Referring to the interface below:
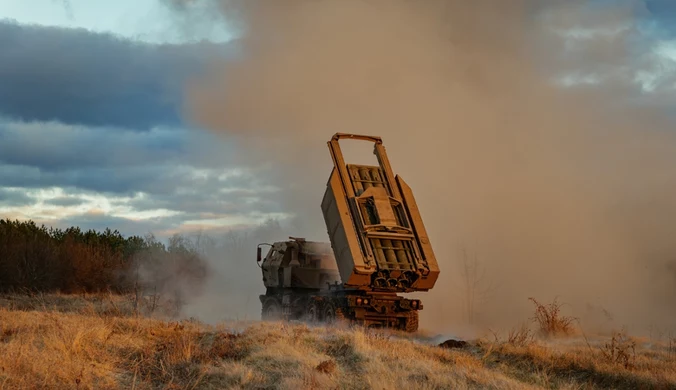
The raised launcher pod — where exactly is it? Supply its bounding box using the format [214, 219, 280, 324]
[320, 133, 440, 293]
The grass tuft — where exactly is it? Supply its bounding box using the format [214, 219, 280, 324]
[507, 323, 534, 347]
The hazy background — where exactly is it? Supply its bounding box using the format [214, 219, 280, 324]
[1, 0, 675, 336]
[176, 0, 676, 336]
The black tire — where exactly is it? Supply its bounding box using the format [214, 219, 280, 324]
[323, 302, 336, 323]
[323, 302, 346, 325]
[305, 300, 320, 324]
[262, 298, 282, 321]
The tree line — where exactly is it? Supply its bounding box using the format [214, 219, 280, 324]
[0, 218, 208, 294]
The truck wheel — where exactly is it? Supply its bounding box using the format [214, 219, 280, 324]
[305, 301, 319, 324]
[323, 302, 346, 325]
[323, 303, 336, 323]
[262, 298, 282, 321]
[403, 311, 419, 332]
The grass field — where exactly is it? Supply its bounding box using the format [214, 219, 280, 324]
[0, 293, 674, 389]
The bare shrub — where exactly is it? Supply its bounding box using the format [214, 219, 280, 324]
[528, 297, 576, 337]
[600, 330, 636, 369]
[507, 323, 534, 347]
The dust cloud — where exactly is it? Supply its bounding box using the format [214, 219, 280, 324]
[177, 223, 284, 324]
[174, 0, 676, 336]
[131, 222, 287, 324]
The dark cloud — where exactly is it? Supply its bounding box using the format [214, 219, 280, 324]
[0, 20, 228, 129]
[0, 188, 35, 207]
[42, 196, 86, 207]
[646, 0, 676, 31]
[0, 119, 187, 171]
[0, 114, 282, 234]
[0, 116, 253, 194]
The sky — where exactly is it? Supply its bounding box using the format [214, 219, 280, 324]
[0, 0, 675, 242]
[0, 0, 289, 240]
[0, 0, 233, 44]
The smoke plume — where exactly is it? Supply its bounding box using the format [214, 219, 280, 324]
[176, 0, 676, 335]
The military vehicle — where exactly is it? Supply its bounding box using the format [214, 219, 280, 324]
[256, 133, 439, 332]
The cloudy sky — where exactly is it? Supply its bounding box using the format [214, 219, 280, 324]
[0, 0, 294, 239]
[1, 0, 675, 244]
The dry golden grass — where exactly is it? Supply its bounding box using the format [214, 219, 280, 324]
[0, 294, 674, 389]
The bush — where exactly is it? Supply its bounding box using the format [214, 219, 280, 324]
[599, 330, 637, 369]
[528, 297, 576, 337]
